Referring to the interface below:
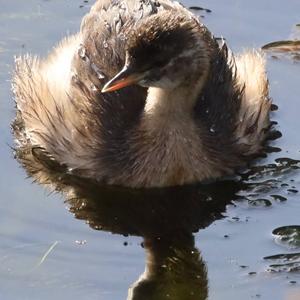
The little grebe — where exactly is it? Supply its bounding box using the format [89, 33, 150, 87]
[12, 0, 271, 188]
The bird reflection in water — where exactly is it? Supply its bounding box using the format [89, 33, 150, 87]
[67, 180, 241, 300]
[32, 164, 241, 300]
[127, 234, 207, 300]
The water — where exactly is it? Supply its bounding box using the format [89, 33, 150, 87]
[1, 0, 300, 299]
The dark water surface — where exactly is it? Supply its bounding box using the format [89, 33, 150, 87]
[1, 1, 300, 299]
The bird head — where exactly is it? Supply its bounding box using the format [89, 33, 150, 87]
[102, 11, 209, 93]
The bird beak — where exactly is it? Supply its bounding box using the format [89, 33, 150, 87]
[101, 65, 143, 93]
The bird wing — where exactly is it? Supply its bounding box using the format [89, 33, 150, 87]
[194, 40, 271, 165]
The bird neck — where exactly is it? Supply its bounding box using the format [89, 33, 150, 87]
[143, 73, 208, 127]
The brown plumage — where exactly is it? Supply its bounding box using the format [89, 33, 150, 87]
[12, 0, 272, 188]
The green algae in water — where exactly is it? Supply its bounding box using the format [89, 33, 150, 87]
[262, 40, 300, 52]
[264, 252, 300, 262]
[264, 252, 300, 273]
[189, 6, 212, 13]
[248, 198, 272, 207]
[272, 226, 300, 249]
[267, 262, 300, 273]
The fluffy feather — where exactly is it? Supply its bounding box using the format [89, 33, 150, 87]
[12, 0, 271, 188]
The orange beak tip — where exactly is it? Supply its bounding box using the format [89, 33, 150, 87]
[101, 71, 143, 93]
[101, 78, 130, 93]
[101, 85, 114, 93]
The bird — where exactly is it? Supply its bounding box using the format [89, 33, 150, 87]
[12, 0, 272, 188]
